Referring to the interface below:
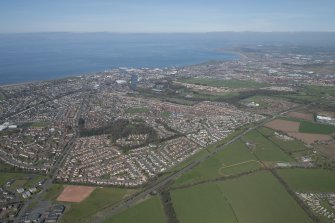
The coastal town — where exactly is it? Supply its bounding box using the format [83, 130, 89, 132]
[1, 45, 335, 223]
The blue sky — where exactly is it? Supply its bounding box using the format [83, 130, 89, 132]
[0, 0, 335, 33]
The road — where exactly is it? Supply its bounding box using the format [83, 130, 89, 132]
[13, 91, 88, 223]
[92, 103, 309, 223]
[1, 89, 83, 121]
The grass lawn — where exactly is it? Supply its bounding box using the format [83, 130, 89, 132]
[182, 78, 269, 89]
[0, 172, 44, 187]
[171, 183, 238, 223]
[0, 161, 16, 172]
[277, 168, 335, 192]
[9, 180, 27, 190]
[44, 184, 64, 200]
[244, 130, 294, 162]
[299, 121, 335, 134]
[102, 196, 166, 223]
[21, 121, 49, 129]
[31, 121, 49, 128]
[173, 140, 260, 187]
[60, 188, 136, 223]
[217, 171, 313, 223]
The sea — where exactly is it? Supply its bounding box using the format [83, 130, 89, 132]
[0, 33, 238, 85]
[1, 32, 335, 85]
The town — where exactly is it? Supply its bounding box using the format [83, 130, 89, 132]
[1, 45, 335, 223]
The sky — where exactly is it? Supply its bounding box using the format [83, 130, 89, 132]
[0, 0, 335, 33]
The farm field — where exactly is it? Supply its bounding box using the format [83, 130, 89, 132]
[243, 130, 294, 162]
[256, 126, 274, 137]
[287, 111, 314, 121]
[264, 119, 300, 132]
[219, 160, 261, 176]
[59, 187, 136, 223]
[218, 171, 313, 223]
[171, 171, 312, 223]
[286, 132, 332, 144]
[299, 121, 335, 134]
[172, 140, 261, 187]
[268, 135, 308, 153]
[103, 196, 166, 223]
[181, 78, 269, 89]
[277, 168, 335, 192]
[171, 183, 238, 223]
[257, 127, 309, 153]
[264, 118, 334, 144]
[316, 143, 335, 160]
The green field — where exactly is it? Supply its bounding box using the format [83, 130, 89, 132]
[244, 130, 294, 162]
[103, 196, 166, 223]
[173, 140, 261, 187]
[125, 107, 150, 114]
[172, 171, 312, 223]
[161, 111, 171, 118]
[279, 84, 335, 104]
[277, 169, 335, 192]
[182, 78, 269, 89]
[21, 121, 49, 129]
[218, 171, 313, 223]
[299, 121, 335, 134]
[280, 117, 335, 134]
[10, 180, 27, 190]
[0, 92, 4, 101]
[258, 127, 308, 153]
[257, 126, 274, 137]
[60, 188, 136, 223]
[220, 161, 262, 176]
[44, 184, 64, 200]
[171, 183, 238, 223]
[303, 85, 335, 98]
[0, 172, 44, 188]
[268, 136, 308, 153]
[0, 161, 16, 172]
[168, 149, 210, 173]
[206, 127, 246, 152]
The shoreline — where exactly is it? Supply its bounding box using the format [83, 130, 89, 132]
[0, 53, 239, 87]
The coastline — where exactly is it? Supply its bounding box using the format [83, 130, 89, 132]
[0, 52, 239, 87]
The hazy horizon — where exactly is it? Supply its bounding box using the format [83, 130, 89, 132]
[2, 31, 335, 34]
[1, 0, 335, 33]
